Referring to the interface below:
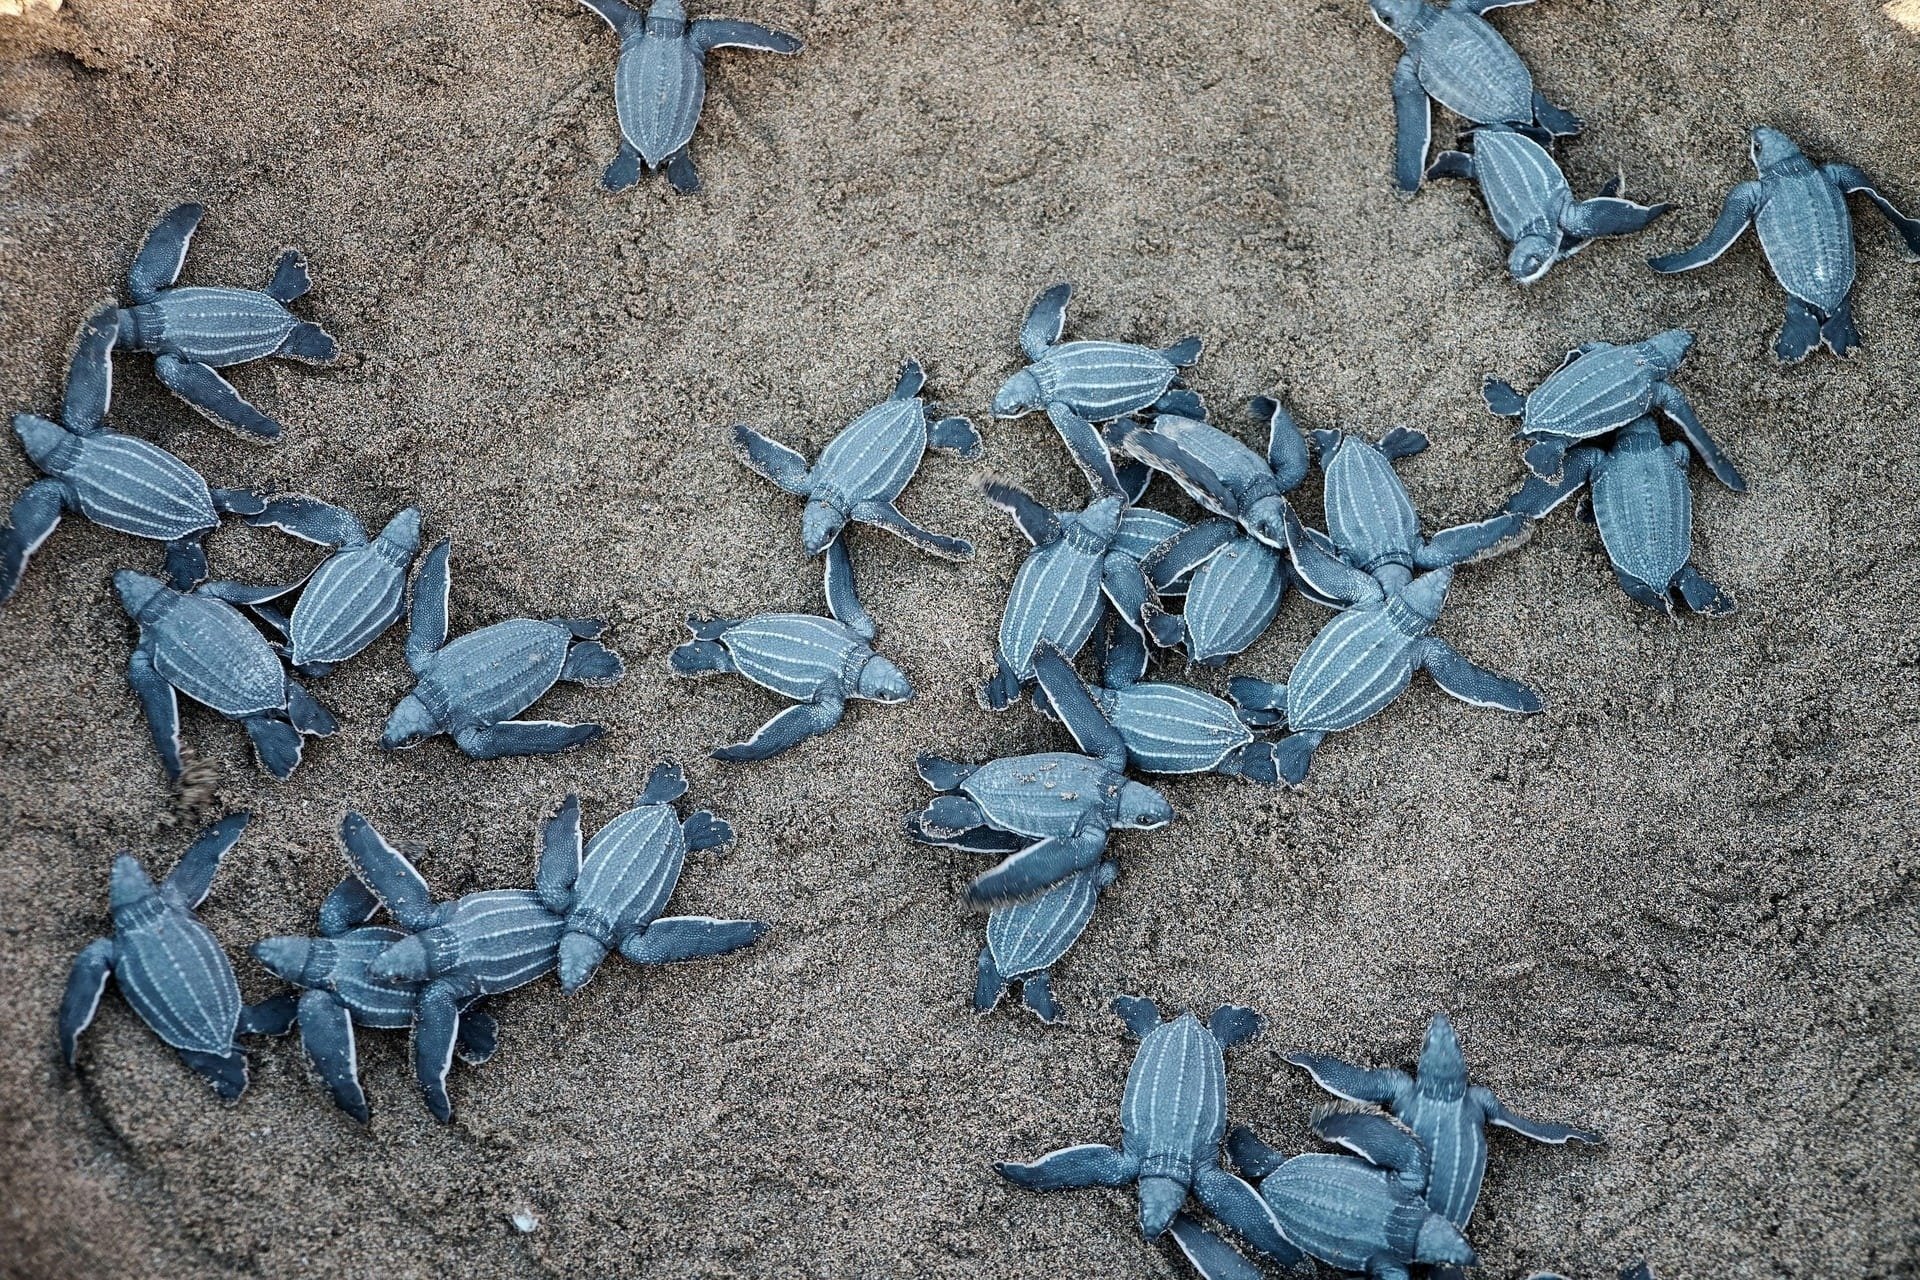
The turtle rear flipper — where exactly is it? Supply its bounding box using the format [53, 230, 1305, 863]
[285, 683, 338, 736]
[603, 140, 644, 192]
[1521, 436, 1569, 481]
[455, 1008, 499, 1066]
[244, 715, 305, 781]
[0, 480, 73, 605]
[560, 640, 625, 686]
[978, 652, 1024, 712]
[1160, 335, 1203, 367]
[454, 719, 604, 759]
[972, 946, 1009, 1014]
[914, 753, 976, 792]
[237, 992, 300, 1037]
[681, 811, 733, 852]
[1532, 93, 1581, 137]
[177, 1045, 249, 1101]
[265, 249, 312, 303]
[1153, 387, 1204, 419]
[1480, 376, 1527, 418]
[664, 148, 700, 195]
[1775, 297, 1823, 364]
[153, 356, 283, 441]
[927, 414, 982, 459]
[1819, 299, 1861, 358]
[620, 916, 767, 964]
[1272, 731, 1322, 785]
[297, 990, 371, 1122]
[1675, 564, 1735, 616]
[1019, 974, 1060, 1023]
[413, 984, 462, 1122]
[711, 698, 844, 762]
[127, 646, 186, 780]
[276, 322, 339, 365]
[670, 638, 734, 676]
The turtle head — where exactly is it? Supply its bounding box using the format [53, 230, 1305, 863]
[1136, 1175, 1187, 1239]
[1506, 233, 1559, 286]
[1367, 0, 1424, 39]
[252, 936, 331, 986]
[1642, 327, 1694, 370]
[13, 412, 74, 467]
[1080, 494, 1125, 544]
[369, 932, 433, 984]
[557, 931, 610, 994]
[801, 500, 849, 557]
[108, 853, 157, 914]
[1397, 566, 1453, 624]
[856, 654, 914, 703]
[1116, 781, 1174, 830]
[1414, 1214, 1477, 1267]
[377, 506, 424, 554]
[991, 369, 1043, 418]
[380, 694, 440, 750]
[1417, 1011, 1469, 1093]
[1749, 126, 1802, 174]
[113, 570, 168, 621]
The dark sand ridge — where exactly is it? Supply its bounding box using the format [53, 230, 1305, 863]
[1, 0, 1917, 1276]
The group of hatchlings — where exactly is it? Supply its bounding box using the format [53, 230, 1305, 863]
[7, 0, 1914, 1275]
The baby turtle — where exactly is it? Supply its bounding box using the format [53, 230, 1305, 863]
[251, 874, 501, 1123]
[381, 539, 625, 760]
[1505, 415, 1735, 616]
[1287, 1012, 1602, 1230]
[670, 538, 913, 760]
[993, 284, 1206, 495]
[1649, 126, 1920, 363]
[117, 570, 339, 781]
[1107, 395, 1313, 554]
[978, 484, 1132, 711]
[1428, 126, 1669, 283]
[538, 765, 766, 992]
[908, 646, 1173, 906]
[576, 0, 802, 194]
[1369, 0, 1581, 194]
[1140, 521, 1291, 665]
[974, 859, 1118, 1024]
[733, 359, 979, 560]
[111, 202, 341, 440]
[1, 310, 263, 605]
[1034, 623, 1281, 784]
[338, 812, 573, 1121]
[60, 815, 291, 1100]
[1230, 512, 1539, 785]
[1175, 1107, 1477, 1280]
[246, 497, 424, 675]
[997, 996, 1299, 1263]
[1483, 330, 1744, 492]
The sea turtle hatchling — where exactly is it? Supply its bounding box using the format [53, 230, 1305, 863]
[1482, 329, 1745, 491]
[733, 359, 980, 560]
[996, 996, 1299, 1264]
[1033, 624, 1282, 785]
[908, 645, 1173, 907]
[973, 859, 1118, 1024]
[670, 537, 913, 761]
[110, 202, 341, 440]
[1427, 125, 1669, 283]
[1649, 126, 1920, 363]
[993, 284, 1206, 496]
[1106, 395, 1314, 554]
[538, 764, 765, 993]
[381, 539, 626, 760]
[250, 874, 502, 1122]
[576, 0, 802, 195]
[1167, 1107, 1478, 1280]
[1286, 1012, 1602, 1230]
[1504, 415, 1736, 617]
[244, 497, 424, 675]
[1, 309, 263, 605]
[117, 570, 339, 782]
[1369, 0, 1581, 194]
[59, 815, 294, 1100]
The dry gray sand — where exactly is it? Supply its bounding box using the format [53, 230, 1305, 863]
[2, 0, 1917, 1276]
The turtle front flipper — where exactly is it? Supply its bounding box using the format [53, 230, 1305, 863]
[730, 424, 812, 495]
[1648, 181, 1762, 274]
[58, 938, 116, 1065]
[127, 202, 205, 303]
[454, 719, 605, 759]
[63, 308, 119, 432]
[1313, 1106, 1430, 1187]
[338, 812, 436, 929]
[246, 494, 368, 548]
[821, 537, 876, 642]
[1824, 163, 1920, 258]
[1389, 55, 1432, 194]
[1191, 1165, 1300, 1266]
[0, 480, 74, 605]
[152, 355, 284, 441]
[1503, 451, 1596, 519]
[1281, 1051, 1412, 1104]
[1473, 1085, 1603, 1145]
[175, 1046, 250, 1101]
[412, 983, 462, 1122]
[1281, 509, 1381, 607]
[1561, 193, 1669, 239]
[297, 989, 371, 1122]
[994, 1142, 1136, 1189]
[712, 696, 846, 762]
[619, 915, 768, 964]
[690, 18, 803, 54]
[126, 644, 185, 780]
[1419, 639, 1541, 714]
[1030, 647, 1126, 769]
[852, 498, 973, 561]
[405, 539, 452, 671]
[1045, 403, 1126, 499]
[1018, 283, 1071, 362]
[162, 812, 249, 909]
[1167, 1212, 1267, 1280]
[1417, 510, 1532, 569]
[965, 833, 1102, 907]
[1648, 382, 1744, 491]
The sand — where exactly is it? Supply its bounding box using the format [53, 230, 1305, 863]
[0, 0, 1916, 1276]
